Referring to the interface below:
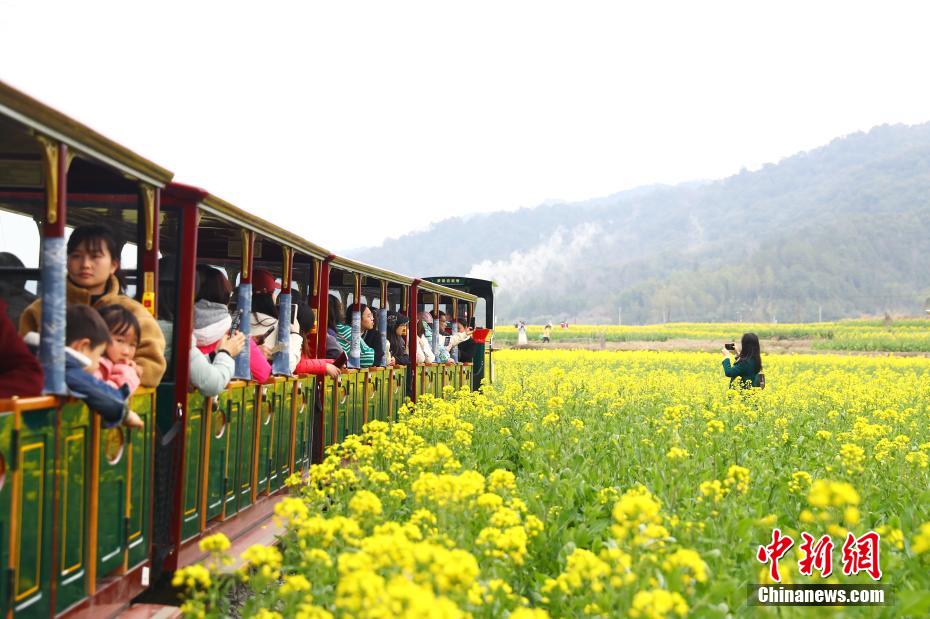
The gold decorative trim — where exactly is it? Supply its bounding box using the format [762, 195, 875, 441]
[241, 230, 252, 280]
[312, 259, 320, 296]
[35, 134, 59, 224]
[282, 247, 293, 288]
[61, 432, 85, 574]
[141, 184, 156, 250]
[16, 442, 44, 601]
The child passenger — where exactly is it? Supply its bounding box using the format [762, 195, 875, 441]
[94, 304, 143, 394]
[24, 305, 143, 428]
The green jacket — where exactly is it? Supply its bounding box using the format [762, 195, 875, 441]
[722, 357, 761, 389]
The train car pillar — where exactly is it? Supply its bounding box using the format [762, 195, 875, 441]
[272, 247, 293, 375]
[379, 280, 388, 367]
[36, 136, 70, 395]
[348, 273, 361, 369]
[234, 230, 255, 380]
[431, 292, 441, 360]
[316, 258, 332, 358]
[139, 184, 160, 317]
[408, 281, 419, 401]
[308, 258, 322, 358]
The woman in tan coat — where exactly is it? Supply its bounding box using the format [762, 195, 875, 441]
[19, 225, 166, 388]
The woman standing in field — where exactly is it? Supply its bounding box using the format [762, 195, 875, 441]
[721, 332, 763, 388]
[517, 321, 528, 346]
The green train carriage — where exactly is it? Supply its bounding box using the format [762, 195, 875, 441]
[0, 81, 487, 617]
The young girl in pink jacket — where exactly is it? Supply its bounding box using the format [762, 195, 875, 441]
[94, 304, 143, 394]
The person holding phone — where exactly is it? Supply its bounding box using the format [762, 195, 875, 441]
[721, 333, 763, 389]
[194, 265, 271, 384]
[249, 269, 304, 373]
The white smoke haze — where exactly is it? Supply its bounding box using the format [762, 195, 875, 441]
[466, 222, 599, 298]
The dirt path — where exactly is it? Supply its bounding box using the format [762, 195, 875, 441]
[496, 339, 930, 357]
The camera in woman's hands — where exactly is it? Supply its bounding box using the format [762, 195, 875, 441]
[724, 342, 736, 351]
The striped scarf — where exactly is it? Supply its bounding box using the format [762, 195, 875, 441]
[335, 323, 375, 368]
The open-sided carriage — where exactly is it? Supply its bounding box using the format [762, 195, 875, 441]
[0, 82, 492, 617]
[424, 276, 496, 389]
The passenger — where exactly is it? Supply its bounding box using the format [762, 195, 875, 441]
[156, 256, 177, 364]
[362, 306, 391, 366]
[194, 266, 271, 384]
[18, 225, 166, 388]
[25, 305, 143, 428]
[292, 302, 340, 378]
[325, 295, 346, 359]
[189, 330, 246, 397]
[415, 312, 436, 364]
[420, 311, 461, 364]
[721, 333, 763, 389]
[455, 320, 476, 364]
[386, 312, 410, 367]
[432, 310, 473, 355]
[249, 269, 303, 371]
[248, 269, 279, 360]
[335, 302, 375, 368]
[0, 299, 43, 398]
[0, 252, 36, 324]
[94, 304, 143, 394]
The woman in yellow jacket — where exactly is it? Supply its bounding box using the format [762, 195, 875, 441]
[19, 225, 166, 388]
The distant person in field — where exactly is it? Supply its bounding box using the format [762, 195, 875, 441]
[543, 322, 552, 343]
[517, 321, 528, 346]
[721, 332, 763, 389]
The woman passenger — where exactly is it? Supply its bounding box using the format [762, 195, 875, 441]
[194, 266, 271, 384]
[325, 294, 346, 359]
[415, 313, 436, 364]
[362, 306, 390, 366]
[248, 269, 299, 367]
[292, 302, 340, 378]
[335, 303, 375, 368]
[18, 224, 166, 387]
[386, 312, 410, 366]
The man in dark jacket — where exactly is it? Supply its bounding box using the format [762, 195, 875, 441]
[0, 299, 43, 398]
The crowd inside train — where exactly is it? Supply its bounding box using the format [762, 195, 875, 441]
[0, 224, 475, 428]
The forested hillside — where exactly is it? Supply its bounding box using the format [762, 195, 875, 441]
[349, 123, 930, 323]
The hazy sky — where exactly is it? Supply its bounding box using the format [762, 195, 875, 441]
[3, 0, 930, 252]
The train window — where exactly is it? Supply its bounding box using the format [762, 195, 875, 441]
[474, 298, 487, 328]
[0, 210, 40, 324]
[0, 120, 43, 326]
[292, 256, 317, 301]
[159, 206, 182, 377]
[121, 240, 138, 298]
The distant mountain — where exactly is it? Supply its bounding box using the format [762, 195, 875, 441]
[348, 123, 930, 324]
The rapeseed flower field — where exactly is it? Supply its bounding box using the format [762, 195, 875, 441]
[495, 321, 930, 352]
[179, 350, 930, 617]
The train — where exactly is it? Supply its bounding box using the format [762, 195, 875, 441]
[0, 82, 495, 617]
